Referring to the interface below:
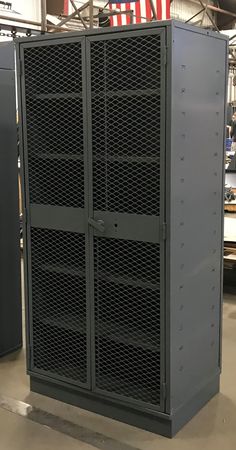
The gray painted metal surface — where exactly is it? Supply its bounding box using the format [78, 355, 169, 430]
[0, 41, 14, 69]
[168, 25, 227, 413]
[16, 21, 227, 437]
[0, 43, 22, 357]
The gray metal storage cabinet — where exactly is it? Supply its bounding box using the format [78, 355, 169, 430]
[0, 42, 22, 357]
[16, 20, 227, 437]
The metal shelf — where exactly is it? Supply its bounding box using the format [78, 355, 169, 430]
[40, 314, 160, 352]
[91, 88, 161, 99]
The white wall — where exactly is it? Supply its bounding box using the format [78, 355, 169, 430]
[0, 0, 41, 41]
[11, 0, 41, 22]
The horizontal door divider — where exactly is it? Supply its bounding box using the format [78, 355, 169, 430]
[30, 205, 86, 233]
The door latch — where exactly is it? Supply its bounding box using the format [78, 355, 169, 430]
[88, 218, 105, 233]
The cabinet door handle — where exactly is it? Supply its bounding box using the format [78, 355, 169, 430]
[88, 218, 105, 233]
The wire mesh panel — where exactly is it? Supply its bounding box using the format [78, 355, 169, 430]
[23, 42, 85, 207]
[30, 229, 87, 384]
[22, 39, 88, 386]
[94, 238, 161, 405]
[89, 30, 165, 407]
[90, 33, 162, 216]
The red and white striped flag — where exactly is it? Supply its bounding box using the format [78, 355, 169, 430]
[109, 0, 170, 26]
[64, 0, 170, 26]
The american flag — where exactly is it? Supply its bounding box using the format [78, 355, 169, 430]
[64, 0, 170, 26]
[109, 0, 170, 26]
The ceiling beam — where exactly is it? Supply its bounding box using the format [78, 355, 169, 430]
[206, 4, 236, 20]
[185, 7, 205, 23]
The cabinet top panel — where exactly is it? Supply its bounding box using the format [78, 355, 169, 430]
[15, 19, 228, 48]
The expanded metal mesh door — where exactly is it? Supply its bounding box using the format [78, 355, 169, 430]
[88, 29, 166, 408]
[20, 29, 166, 409]
[21, 38, 89, 387]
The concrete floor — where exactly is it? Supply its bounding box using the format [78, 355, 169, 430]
[0, 293, 236, 449]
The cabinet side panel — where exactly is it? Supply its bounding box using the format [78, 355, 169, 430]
[169, 27, 227, 412]
[0, 45, 22, 356]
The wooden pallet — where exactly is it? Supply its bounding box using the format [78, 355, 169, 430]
[224, 202, 236, 213]
[224, 241, 236, 270]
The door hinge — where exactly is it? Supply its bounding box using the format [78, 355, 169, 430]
[28, 345, 33, 366]
[19, 59, 23, 77]
[163, 47, 167, 66]
[23, 207, 28, 225]
[162, 222, 167, 241]
[162, 382, 167, 401]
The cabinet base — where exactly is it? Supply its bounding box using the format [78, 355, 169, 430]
[30, 373, 220, 438]
[0, 343, 22, 358]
